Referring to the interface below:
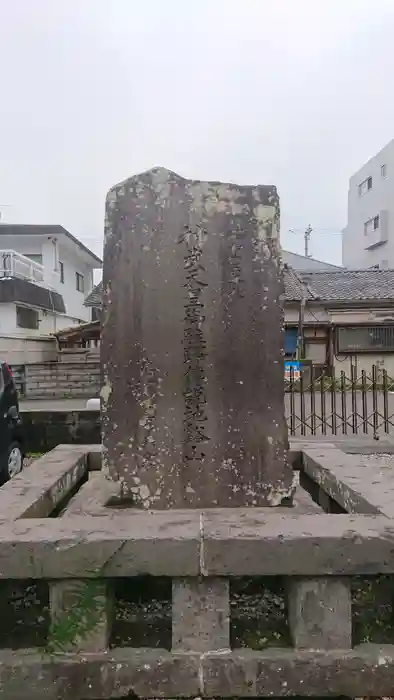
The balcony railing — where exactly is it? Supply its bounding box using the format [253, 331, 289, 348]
[0, 250, 45, 284]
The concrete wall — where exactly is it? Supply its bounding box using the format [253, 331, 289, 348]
[24, 361, 100, 399]
[0, 334, 57, 364]
[285, 305, 329, 325]
[0, 304, 18, 335]
[343, 138, 394, 269]
[21, 409, 100, 453]
[333, 353, 394, 378]
[0, 302, 83, 337]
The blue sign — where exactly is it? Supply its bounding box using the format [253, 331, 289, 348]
[285, 361, 301, 381]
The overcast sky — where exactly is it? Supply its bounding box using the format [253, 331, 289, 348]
[1, 0, 394, 266]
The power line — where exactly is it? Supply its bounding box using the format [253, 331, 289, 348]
[287, 229, 343, 236]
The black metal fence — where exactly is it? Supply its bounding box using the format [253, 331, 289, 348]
[285, 365, 394, 436]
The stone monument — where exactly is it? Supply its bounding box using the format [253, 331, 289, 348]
[101, 167, 293, 508]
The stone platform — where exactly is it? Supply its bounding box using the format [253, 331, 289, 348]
[0, 442, 393, 697]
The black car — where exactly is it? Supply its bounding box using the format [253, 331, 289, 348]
[0, 362, 24, 484]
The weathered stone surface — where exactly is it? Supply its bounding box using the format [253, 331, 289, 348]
[201, 511, 394, 575]
[302, 445, 394, 515]
[172, 578, 229, 651]
[0, 512, 394, 578]
[0, 648, 200, 699]
[61, 472, 118, 516]
[287, 577, 351, 649]
[102, 166, 292, 508]
[60, 477, 317, 517]
[49, 579, 113, 652]
[0, 446, 87, 520]
[202, 645, 394, 697]
[0, 512, 200, 578]
[1, 646, 394, 698]
[291, 472, 323, 513]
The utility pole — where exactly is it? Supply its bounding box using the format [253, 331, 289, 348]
[304, 224, 312, 258]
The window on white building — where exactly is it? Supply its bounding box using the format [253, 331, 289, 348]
[338, 326, 394, 352]
[358, 176, 372, 195]
[364, 215, 380, 236]
[59, 261, 64, 284]
[75, 272, 85, 293]
[24, 254, 43, 265]
[381, 164, 387, 177]
[16, 306, 39, 330]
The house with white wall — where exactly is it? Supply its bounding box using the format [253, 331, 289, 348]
[343, 139, 394, 269]
[0, 224, 102, 363]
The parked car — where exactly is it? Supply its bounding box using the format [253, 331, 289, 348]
[0, 362, 24, 484]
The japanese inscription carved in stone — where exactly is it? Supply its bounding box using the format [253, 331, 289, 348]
[101, 167, 292, 508]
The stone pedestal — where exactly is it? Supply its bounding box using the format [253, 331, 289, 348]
[101, 167, 292, 508]
[49, 580, 113, 652]
[172, 578, 230, 651]
[288, 577, 352, 650]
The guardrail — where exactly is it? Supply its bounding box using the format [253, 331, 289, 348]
[0, 249, 45, 283]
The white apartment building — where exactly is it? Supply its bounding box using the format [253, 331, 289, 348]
[0, 224, 102, 363]
[343, 139, 394, 269]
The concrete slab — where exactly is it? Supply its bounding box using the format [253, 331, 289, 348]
[302, 445, 394, 516]
[0, 445, 88, 519]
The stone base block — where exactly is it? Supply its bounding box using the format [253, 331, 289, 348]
[172, 578, 230, 651]
[288, 577, 351, 649]
[49, 579, 113, 652]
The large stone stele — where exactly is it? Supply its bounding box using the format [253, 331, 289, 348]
[101, 167, 293, 508]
